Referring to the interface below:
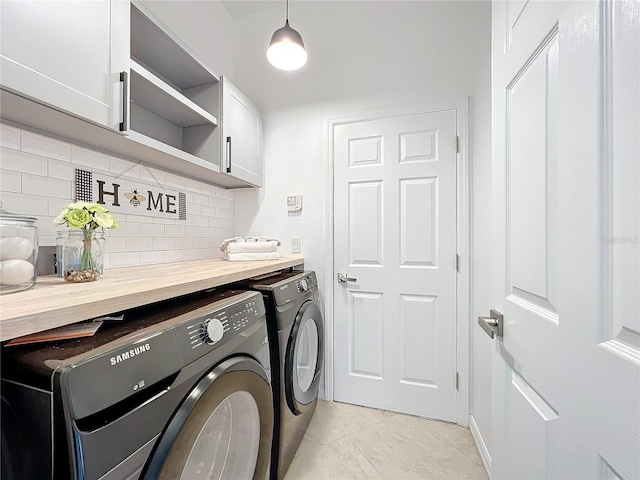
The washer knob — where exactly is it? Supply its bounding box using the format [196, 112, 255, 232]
[300, 278, 308, 291]
[204, 319, 224, 344]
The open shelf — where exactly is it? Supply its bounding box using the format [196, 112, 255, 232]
[130, 2, 217, 90]
[128, 1, 222, 175]
[130, 60, 217, 128]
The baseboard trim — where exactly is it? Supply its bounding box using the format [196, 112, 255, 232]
[469, 414, 492, 478]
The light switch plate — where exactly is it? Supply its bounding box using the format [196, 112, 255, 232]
[292, 237, 301, 253]
[287, 195, 302, 212]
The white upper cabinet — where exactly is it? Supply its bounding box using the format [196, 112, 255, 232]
[220, 77, 264, 188]
[0, 0, 129, 132]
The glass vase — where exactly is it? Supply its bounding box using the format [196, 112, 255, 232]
[61, 229, 105, 283]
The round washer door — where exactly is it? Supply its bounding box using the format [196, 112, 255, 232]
[143, 356, 273, 480]
[285, 300, 324, 414]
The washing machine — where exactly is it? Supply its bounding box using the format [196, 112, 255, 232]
[1, 289, 273, 480]
[237, 270, 324, 480]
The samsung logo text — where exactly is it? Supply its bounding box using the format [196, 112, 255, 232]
[110, 344, 151, 365]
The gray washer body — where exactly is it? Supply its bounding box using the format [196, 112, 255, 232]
[1, 289, 271, 480]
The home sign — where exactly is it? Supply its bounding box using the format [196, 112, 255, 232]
[75, 169, 186, 220]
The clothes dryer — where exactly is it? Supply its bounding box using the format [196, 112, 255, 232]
[238, 270, 324, 480]
[1, 289, 273, 480]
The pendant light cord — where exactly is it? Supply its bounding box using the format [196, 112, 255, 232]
[286, 0, 289, 22]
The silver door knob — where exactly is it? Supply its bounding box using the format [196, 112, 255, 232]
[337, 272, 357, 283]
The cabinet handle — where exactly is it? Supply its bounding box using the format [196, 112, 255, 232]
[119, 71, 128, 132]
[226, 136, 232, 173]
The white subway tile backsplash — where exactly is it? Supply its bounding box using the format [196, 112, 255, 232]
[71, 145, 109, 169]
[0, 148, 47, 175]
[0, 124, 21, 150]
[164, 250, 185, 263]
[165, 225, 184, 237]
[48, 158, 75, 181]
[0, 169, 21, 193]
[193, 215, 209, 227]
[139, 165, 165, 185]
[193, 193, 209, 205]
[215, 188, 229, 199]
[139, 251, 165, 265]
[151, 217, 176, 225]
[201, 227, 217, 238]
[35, 216, 58, 236]
[0, 191, 48, 216]
[22, 173, 71, 199]
[185, 226, 202, 237]
[164, 172, 184, 189]
[139, 224, 164, 238]
[152, 237, 175, 250]
[201, 205, 216, 217]
[21, 131, 70, 162]
[215, 208, 234, 219]
[109, 252, 140, 268]
[125, 237, 150, 251]
[209, 196, 224, 207]
[193, 238, 212, 249]
[110, 157, 139, 179]
[174, 237, 193, 250]
[109, 221, 141, 237]
[124, 214, 153, 224]
[209, 217, 224, 228]
[105, 236, 126, 253]
[48, 197, 70, 217]
[0, 125, 236, 269]
[201, 183, 217, 196]
[216, 228, 233, 238]
[183, 178, 201, 193]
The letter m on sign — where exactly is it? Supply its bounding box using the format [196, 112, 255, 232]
[147, 191, 164, 212]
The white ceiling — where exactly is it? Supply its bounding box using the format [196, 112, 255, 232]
[220, 1, 285, 18]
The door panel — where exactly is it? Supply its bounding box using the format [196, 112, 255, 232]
[490, 1, 640, 478]
[334, 110, 458, 421]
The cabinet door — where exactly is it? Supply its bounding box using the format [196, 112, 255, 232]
[0, 0, 129, 132]
[221, 77, 263, 187]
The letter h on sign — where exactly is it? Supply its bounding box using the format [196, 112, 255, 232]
[97, 180, 121, 207]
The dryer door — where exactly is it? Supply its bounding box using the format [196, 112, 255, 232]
[285, 300, 324, 414]
[142, 356, 272, 480]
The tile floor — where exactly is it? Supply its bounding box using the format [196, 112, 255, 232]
[283, 400, 488, 480]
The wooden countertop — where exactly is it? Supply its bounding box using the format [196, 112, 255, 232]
[0, 256, 304, 341]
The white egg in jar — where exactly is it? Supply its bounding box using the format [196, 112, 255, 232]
[0, 259, 35, 285]
[0, 236, 34, 261]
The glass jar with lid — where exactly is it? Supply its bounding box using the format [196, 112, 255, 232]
[0, 206, 38, 294]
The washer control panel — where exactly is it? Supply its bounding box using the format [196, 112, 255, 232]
[177, 292, 265, 364]
[295, 275, 316, 293]
[268, 272, 318, 307]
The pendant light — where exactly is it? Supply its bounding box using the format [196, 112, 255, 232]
[267, 0, 307, 71]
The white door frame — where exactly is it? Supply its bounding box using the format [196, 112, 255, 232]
[323, 98, 471, 426]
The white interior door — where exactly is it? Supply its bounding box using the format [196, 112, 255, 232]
[333, 109, 458, 421]
[490, 1, 639, 478]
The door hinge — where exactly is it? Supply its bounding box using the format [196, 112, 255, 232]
[456, 254, 460, 273]
[455, 135, 460, 153]
[456, 372, 460, 390]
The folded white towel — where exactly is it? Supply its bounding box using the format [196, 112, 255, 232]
[225, 251, 280, 262]
[220, 238, 281, 261]
[226, 240, 280, 254]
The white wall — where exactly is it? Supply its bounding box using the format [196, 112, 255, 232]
[232, 0, 493, 429]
